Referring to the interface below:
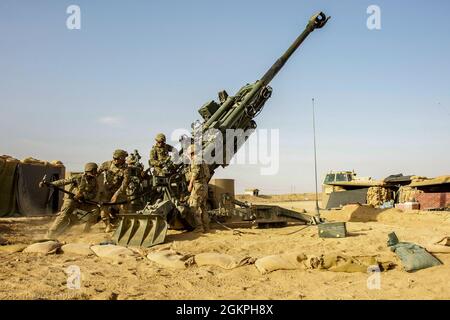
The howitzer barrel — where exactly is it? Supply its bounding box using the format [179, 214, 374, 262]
[219, 12, 329, 130]
[260, 12, 329, 87]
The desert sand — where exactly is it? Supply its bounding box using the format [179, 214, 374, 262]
[0, 200, 449, 300]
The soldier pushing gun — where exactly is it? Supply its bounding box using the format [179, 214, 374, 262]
[41, 162, 100, 239]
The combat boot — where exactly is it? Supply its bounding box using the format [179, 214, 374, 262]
[192, 213, 203, 233]
[202, 213, 210, 233]
[192, 226, 204, 233]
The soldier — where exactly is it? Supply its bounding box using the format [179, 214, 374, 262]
[98, 149, 128, 232]
[111, 152, 145, 213]
[186, 144, 211, 233]
[44, 162, 100, 239]
[149, 133, 176, 176]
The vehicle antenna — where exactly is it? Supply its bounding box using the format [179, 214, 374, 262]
[312, 98, 321, 221]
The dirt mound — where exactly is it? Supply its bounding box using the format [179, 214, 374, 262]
[322, 204, 450, 226]
[236, 193, 320, 203]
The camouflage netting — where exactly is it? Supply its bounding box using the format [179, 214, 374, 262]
[366, 186, 393, 207]
[397, 186, 423, 203]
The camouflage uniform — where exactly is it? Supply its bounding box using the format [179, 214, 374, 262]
[149, 133, 175, 176]
[47, 173, 99, 238]
[149, 143, 175, 176]
[188, 160, 210, 232]
[98, 154, 128, 230]
[114, 163, 144, 213]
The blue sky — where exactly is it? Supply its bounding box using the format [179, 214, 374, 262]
[1, 0, 449, 193]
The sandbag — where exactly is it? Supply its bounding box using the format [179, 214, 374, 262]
[390, 242, 442, 272]
[0, 244, 28, 253]
[147, 250, 194, 269]
[424, 245, 450, 254]
[367, 186, 393, 207]
[23, 241, 61, 254]
[422, 236, 450, 254]
[1, 155, 19, 162]
[21, 157, 48, 166]
[50, 160, 64, 167]
[61, 243, 93, 256]
[311, 254, 379, 273]
[255, 252, 309, 274]
[91, 245, 135, 260]
[433, 236, 450, 246]
[387, 232, 442, 272]
[397, 186, 422, 203]
[194, 252, 255, 270]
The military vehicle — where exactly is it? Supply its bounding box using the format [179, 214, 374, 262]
[321, 170, 379, 209]
[112, 12, 331, 247]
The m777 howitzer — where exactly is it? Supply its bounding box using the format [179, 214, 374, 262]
[113, 12, 330, 247]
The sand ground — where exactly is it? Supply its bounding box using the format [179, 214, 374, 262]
[0, 200, 449, 300]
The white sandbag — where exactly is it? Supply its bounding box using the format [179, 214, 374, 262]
[424, 236, 450, 253]
[23, 241, 61, 254]
[433, 236, 450, 246]
[424, 245, 450, 254]
[61, 243, 93, 256]
[0, 244, 28, 253]
[255, 252, 309, 274]
[194, 252, 255, 270]
[91, 245, 135, 260]
[147, 250, 194, 269]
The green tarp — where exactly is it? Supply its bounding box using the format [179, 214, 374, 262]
[0, 159, 65, 217]
[0, 159, 19, 216]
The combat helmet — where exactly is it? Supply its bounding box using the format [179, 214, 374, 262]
[126, 154, 137, 165]
[155, 133, 166, 143]
[84, 162, 98, 172]
[113, 149, 128, 159]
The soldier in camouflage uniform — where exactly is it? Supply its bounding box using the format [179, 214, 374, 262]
[149, 133, 176, 176]
[44, 162, 100, 239]
[112, 152, 145, 213]
[98, 149, 128, 232]
[186, 144, 211, 233]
